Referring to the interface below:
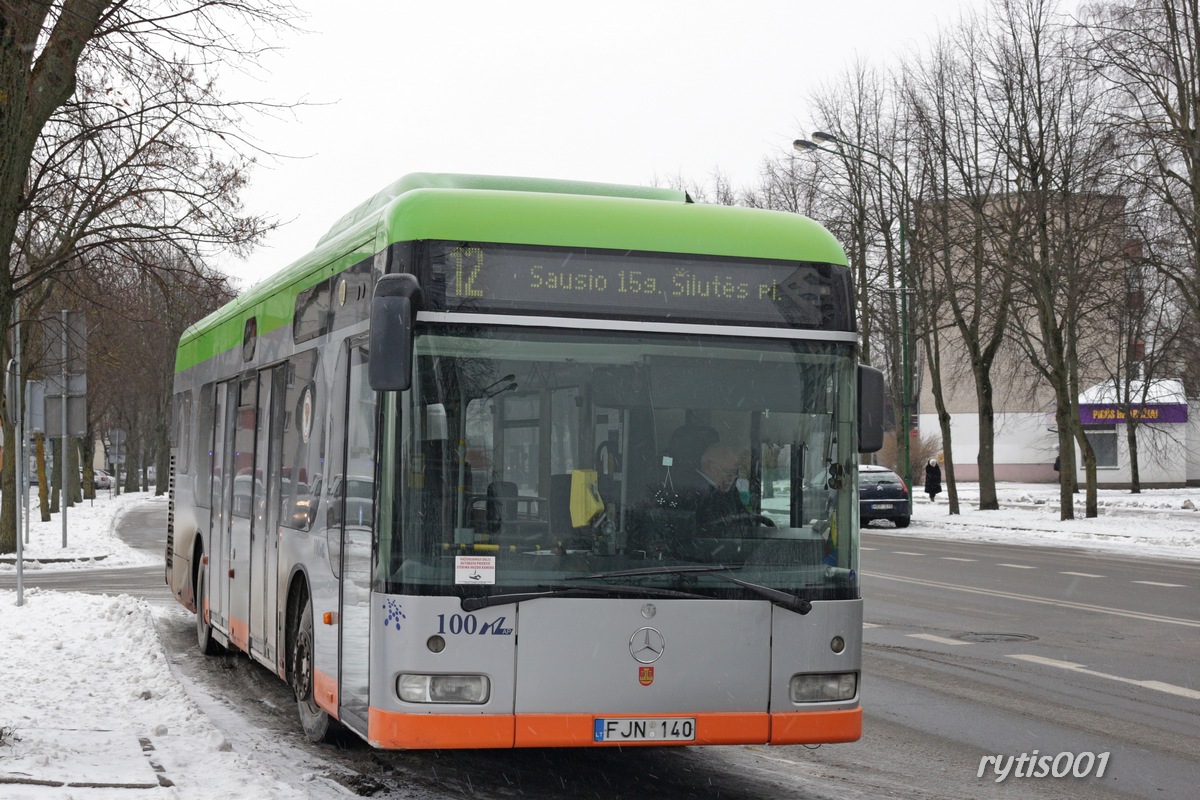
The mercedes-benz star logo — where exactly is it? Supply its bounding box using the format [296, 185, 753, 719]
[628, 626, 666, 664]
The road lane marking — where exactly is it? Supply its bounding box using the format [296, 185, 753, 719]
[862, 623, 881, 629]
[862, 571, 1200, 628]
[1009, 654, 1200, 700]
[1132, 581, 1186, 588]
[941, 557, 977, 562]
[998, 563, 1036, 569]
[861, 546, 879, 551]
[909, 633, 969, 646]
[894, 551, 925, 556]
[1060, 571, 1104, 578]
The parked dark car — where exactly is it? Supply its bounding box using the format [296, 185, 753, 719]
[859, 464, 911, 528]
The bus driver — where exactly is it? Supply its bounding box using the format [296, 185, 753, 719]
[690, 444, 749, 532]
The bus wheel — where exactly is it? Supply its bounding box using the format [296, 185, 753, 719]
[293, 601, 338, 743]
[195, 556, 224, 656]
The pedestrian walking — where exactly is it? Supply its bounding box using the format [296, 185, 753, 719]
[924, 459, 942, 502]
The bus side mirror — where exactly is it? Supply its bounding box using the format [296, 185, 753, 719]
[368, 274, 424, 392]
[858, 365, 885, 453]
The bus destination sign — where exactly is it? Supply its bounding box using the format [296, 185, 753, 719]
[426, 242, 850, 329]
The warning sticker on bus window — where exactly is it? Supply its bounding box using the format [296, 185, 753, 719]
[455, 556, 496, 585]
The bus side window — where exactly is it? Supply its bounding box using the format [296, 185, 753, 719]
[173, 391, 192, 474]
[332, 259, 373, 332]
[196, 383, 214, 509]
[279, 350, 324, 531]
[294, 278, 332, 344]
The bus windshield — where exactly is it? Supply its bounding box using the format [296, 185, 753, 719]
[378, 325, 859, 601]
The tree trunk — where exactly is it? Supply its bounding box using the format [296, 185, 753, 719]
[36, 433, 50, 522]
[938, 408, 959, 515]
[1056, 408, 1076, 521]
[81, 433, 96, 500]
[67, 435, 81, 507]
[1126, 421, 1141, 493]
[50, 438, 61, 513]
[1072, 421, 1099, 519]
[0, 389, 14, 554]
[975, 375, 999, 511]
[922, 331, 960, 515]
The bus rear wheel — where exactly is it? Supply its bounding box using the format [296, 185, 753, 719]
[195, 556, 224, 656]
[292, 601, 339, 743]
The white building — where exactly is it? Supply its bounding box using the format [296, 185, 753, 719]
[919, 379, 1200, 487]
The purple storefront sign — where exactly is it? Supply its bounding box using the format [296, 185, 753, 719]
[1079, 404, 1189, 425]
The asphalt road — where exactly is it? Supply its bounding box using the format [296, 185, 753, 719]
[4, 504, 1196, 799]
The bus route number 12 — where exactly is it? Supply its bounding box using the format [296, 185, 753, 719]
[453, 247, 485, 298]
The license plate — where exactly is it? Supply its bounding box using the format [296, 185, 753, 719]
[871, 503, 894, 510]
[593, 717, 696, 742]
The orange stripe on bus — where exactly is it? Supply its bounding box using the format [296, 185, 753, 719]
[363, 709, 856, 749]
[368, 709, 514, 749]
[228, 615, 249, 653]
[770, 707, 861, 744]
[314, 669, 338, 717]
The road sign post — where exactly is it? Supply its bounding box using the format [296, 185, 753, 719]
[43, 311, 88, 547]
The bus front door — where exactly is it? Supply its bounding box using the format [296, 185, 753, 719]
[209, 380, 236, 641]
[249, 366, 283, 664]
[227, 375, 257, 653]
[336, 339, 375, 734]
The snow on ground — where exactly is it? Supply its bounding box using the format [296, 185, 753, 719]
[0, 589, 327, 799]
[0, 489, 160, 570]
[1, 482, 1198, 798]
[0, 492, 340, 799]
[905, 482, 1200, 562]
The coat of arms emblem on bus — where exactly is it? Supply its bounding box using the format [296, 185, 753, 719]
[638, 666, 655, 686]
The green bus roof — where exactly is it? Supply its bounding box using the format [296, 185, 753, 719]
[177, 173, 847, 372]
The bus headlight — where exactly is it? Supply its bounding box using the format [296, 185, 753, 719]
[397, 673, 490, 704]
[789, 672, 858, 703]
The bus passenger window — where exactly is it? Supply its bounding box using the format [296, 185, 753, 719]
[196, 383, 214, 509]
[171, 391, 193, 474]
[279, 351, 324, 530]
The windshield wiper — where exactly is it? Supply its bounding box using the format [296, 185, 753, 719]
[460, 582, 710, 612]
[567, 565, 813, 615]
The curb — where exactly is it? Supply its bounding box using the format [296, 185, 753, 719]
[0, 555, 109, 565]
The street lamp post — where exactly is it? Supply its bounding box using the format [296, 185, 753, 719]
[795, 132, 914, 487]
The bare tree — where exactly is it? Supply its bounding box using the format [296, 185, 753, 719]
[1090, 235, 1192, 491]
[1082, 0, 1200, 328]
[985, 0, 1129, 518]
[797, 62, 922, 483]
[81, 255, 235, 496]
[0, 2, 297, 554]
[901, 12, 1024, 513]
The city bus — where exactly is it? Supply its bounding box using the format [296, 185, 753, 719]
[165, 172, 884, 749]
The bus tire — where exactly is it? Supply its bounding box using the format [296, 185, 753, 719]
[293, 600, 339, 743]
[195, 556, 225, 656]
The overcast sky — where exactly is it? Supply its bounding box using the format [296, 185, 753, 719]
[221, 0, 977, 288]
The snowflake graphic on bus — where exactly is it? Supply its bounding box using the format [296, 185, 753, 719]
[382, 599, 406, 631]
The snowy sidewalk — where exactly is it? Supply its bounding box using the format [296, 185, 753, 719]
[0, 590, 328, 799]
[0, 494, 339, 799]
[906, 483, 1200, 562]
